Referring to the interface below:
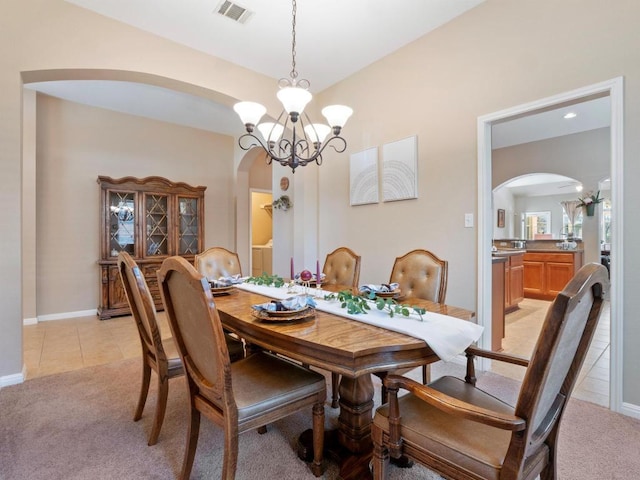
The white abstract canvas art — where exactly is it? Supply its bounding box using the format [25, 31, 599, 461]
[350, 147, 379, 206]
[382, 136, 418, 202]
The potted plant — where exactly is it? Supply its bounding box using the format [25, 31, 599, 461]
[578, 190, 603, 217]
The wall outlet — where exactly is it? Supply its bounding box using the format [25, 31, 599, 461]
[464, 213, 474, 228]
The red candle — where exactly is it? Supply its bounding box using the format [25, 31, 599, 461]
[290, 257, 294, 281]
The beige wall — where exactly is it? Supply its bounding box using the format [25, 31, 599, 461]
[1, 0, 278, 379]
[492, 128, 610, 192]
[34, 94, 234, 315]
[315, 0, 640, 406]
[3, 0, 640, 410]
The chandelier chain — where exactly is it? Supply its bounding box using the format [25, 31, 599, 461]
[290, 0, 298, 81]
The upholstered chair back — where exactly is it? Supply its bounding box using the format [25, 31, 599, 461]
[194, 247, 242, 281]
[389, 249, 448, 303]
[158, 256, 231, 409]
[323, 247, 361, 288]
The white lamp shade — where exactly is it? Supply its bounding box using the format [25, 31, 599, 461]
[233, 101, 266, 126]
[304, 124, 331, 143]
[257, 122, 284, 143]
[277, 87, 312, 115]
[322, 105, 353, 128]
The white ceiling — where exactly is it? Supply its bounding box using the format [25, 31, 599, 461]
[491, 96, 611, 149]
[63, 0, 485, 92]
[27, 1, 611, 157]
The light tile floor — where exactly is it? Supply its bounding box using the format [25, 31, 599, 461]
[490, 298, 610, 407]
[22, 312, 172, 379]
[21, 300, 611, 408]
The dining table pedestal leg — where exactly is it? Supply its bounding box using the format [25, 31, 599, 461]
[298, 373, 376, 479]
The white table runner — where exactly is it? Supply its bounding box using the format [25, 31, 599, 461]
[235, 283, 483, 362]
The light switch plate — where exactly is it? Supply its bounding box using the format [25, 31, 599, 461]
[464, 213, 474, 228]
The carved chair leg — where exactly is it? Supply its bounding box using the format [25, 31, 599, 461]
[465, 350, 477, 386]
[311, 401, 325, 477]
[331, 373, 340, 408]
[148, 376, 169, 446]
[222, 425, 239, 480]
[134, 362, 152, 421]
[180, 403, 201, 480]
[372, 424, 389, 480]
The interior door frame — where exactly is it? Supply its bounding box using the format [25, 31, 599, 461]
[477, 77, 624, 413]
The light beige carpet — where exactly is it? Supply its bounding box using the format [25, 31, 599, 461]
[1, 358, 639, 479]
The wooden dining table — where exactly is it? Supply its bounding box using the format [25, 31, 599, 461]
[213, 285, 475, 480]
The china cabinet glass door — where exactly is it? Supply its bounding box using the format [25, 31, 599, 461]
[178, 196, 200, 255]
[108, 191, 136, 257]
[145, 194, 169, 256]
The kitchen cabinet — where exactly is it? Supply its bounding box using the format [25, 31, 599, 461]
[523, 251, 584, 301]
[504, 253, 524, 313]
[97, 176, 206, 319]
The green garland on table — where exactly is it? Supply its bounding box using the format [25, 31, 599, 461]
[244, 273, 285, 288]
[324, 290, 427, 321]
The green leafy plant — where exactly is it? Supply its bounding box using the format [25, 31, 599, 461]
[325, 290, 427, 321]
[324, 290, 371, 314]
[245, 273, 285, 288]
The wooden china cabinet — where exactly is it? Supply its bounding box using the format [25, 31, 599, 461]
[97, 176, 206, 319]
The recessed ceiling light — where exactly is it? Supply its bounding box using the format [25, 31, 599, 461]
[564, 112, 577, 119]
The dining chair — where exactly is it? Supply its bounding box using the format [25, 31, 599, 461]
[374, 249, 448, 403]
[322, 246, 362, 408]
[117, 251, 185, 446]
[157, 256, 326, 479]
[322, 246, 361, 288]
[194, 246, 242, 280]
[117, 252, 243, 446]
[372, 263, 609, 480]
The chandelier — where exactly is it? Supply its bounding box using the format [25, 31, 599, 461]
[233, 0, 353, 173]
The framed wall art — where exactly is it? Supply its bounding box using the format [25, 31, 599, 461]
[349, 147, 379, 206]
[382, 135, 418, 202]
[497, 208, 505, 228]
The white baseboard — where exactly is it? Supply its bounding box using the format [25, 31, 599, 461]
[24, 309, 98, 325]
[620, 401, 640, 420]
[0, 365, 26, 387]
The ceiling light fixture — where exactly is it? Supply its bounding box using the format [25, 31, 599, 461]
[563, 112, 577, 119]
[233, 0, 352, 173]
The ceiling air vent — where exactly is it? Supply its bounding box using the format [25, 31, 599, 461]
[216, 1, 253, 24]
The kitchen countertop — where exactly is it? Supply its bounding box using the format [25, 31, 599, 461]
[492, 249, 526, 256]
[492, 248, 583, 256]
[523, 248, 584, 253]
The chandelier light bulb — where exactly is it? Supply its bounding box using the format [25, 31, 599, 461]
[304, 124, 331, 144]
[233, 101, 266, 130]
[277, 87, 313, 119]
[257, 122, 285, 143]
[322, 105, 353, 129]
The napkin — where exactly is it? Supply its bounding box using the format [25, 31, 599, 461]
[359, 283, 400, 294]
[210, 274, 243, 287]
[252, 295, 317, 312]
